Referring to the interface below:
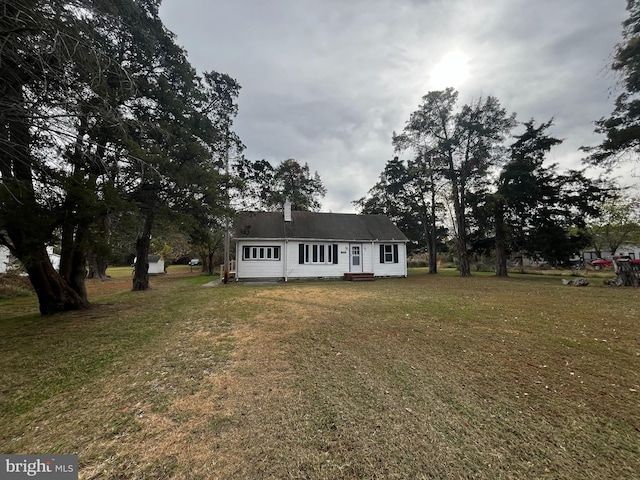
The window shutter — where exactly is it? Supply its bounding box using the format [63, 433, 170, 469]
[380, 245, 385, 263]
[393, 244, 399, 263]
[299, 244, 305, 264]
[333, 244, 338, 264]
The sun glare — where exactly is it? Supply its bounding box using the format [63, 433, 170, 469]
[430, 51, 470, 89]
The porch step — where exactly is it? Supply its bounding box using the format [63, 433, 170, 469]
[344, 272, 375, 281]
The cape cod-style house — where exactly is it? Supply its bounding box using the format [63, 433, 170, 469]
[233, 200, 408, 281]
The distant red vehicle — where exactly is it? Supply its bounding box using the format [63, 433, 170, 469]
[591, 256, 640, 269]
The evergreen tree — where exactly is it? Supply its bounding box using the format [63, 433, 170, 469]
[489, 120, 603, 274]
[0, 0, 240, 311]
[588, 0, 640, 167]
[0, 0, 134, 313]
[355, 156, 446, 273]
[236, 158, 326, 212]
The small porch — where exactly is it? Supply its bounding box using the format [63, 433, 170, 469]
[220, 260, 237, 280]
[344, 272, 375, 281]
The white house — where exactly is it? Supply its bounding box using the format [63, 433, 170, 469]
[233, 201, 408, 281]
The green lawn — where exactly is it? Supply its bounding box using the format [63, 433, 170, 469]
[0, 268, 638, 479]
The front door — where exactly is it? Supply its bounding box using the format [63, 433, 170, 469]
[349, 244, 363, 273]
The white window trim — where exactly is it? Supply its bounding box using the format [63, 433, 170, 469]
[301, 243, 337, 265]
[383, 244, 394, 263]
[243, 245, 281, 261]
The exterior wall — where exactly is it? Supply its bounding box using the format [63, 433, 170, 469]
[149, 260, 165, 274]
[285, 241, 350, 279]
[236, 240, 286, 280]
[361, 243, 373, 273]
[372, 242, 407, 277]
[236, 240, 408, 280]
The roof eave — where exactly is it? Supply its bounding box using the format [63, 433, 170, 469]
[235, 237, 409, 242]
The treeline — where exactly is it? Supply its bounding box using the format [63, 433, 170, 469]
[357, 0, 640, 276]
[356, 90, 605, 276]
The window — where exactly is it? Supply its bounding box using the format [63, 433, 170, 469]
[243, 246, 281, 261]
[298, 243, 339, 265]
[379, 244, 399, 264]
[383, 245, 393, 263]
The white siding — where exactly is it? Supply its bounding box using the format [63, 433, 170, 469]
[236, 240, 408, 280]
[362, 243, 373, 273]
[236, 241, 286, 280]
[149, 260, 165, 274]
[373, 242, 407, 277]
[285, 242, 349, 279]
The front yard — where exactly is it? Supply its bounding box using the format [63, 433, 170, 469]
[0, 268, 638, 479]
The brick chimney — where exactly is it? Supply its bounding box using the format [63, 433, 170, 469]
[284, 198, 292, 222]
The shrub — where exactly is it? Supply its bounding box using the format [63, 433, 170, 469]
[474, 262, 494, 272]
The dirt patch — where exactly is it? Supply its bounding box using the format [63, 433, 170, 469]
[85, 277, 132, 297]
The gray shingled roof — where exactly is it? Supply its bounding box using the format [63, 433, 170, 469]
[234, 211, 408, 242]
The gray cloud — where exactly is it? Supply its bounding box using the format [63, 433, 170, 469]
[160, 0, 630, 212]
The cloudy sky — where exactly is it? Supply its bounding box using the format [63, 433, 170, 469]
[159, 0, 630, 213]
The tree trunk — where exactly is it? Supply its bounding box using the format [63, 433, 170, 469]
[495, 240, 508, 277]
[22, 245, 88, 315]
[427, 227, 438, 274]
[611, 259, 640, 287]
[206, 252, 215, 275]
[448, 160, 470, 276]
[59, 222, 89, 304]
[1, 84, 88, 315]
[428, 187, 438, 274]
[455, 220, 471, 276]
[87, 253, 109, 280]
[132, 209, 154, 291]
[87, 256, 104, 281]
[495, 199, 508, 278]
[67, 246, 88, 302]
[419, 206, 437, 275]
